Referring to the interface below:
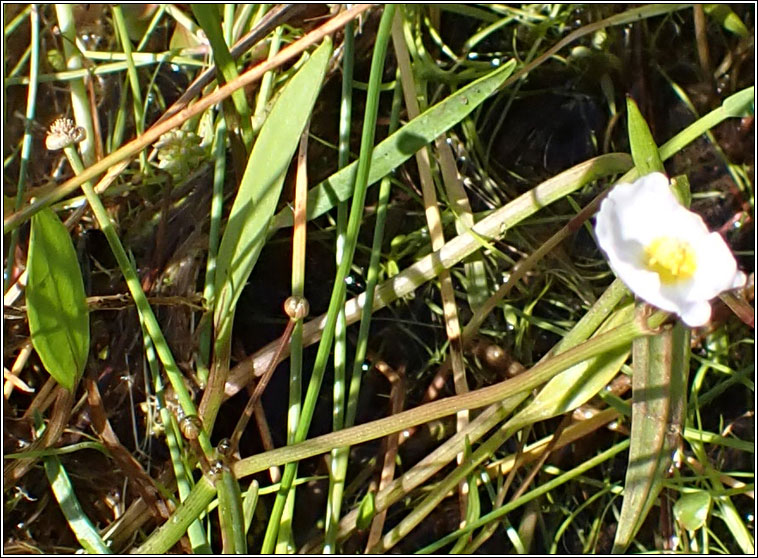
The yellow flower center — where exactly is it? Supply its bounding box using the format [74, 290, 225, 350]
[644, 237, 697, 284]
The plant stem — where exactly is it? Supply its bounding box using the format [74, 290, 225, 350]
[4, 5, 373, 235]
[234, 310, 667, 480]
[5, 5, 39, 292]
[61, 144, 213, 459]
[259, 6, 397, 551]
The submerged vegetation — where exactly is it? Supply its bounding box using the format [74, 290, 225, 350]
[3, 4, 754, 554]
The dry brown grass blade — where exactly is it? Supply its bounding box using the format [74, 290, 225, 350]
[84, 376, 169, 520]
[4, 386, 74, 490]
[365, 359, 406, 551]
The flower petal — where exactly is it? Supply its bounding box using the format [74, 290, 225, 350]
[594, 172, 745, 327]
[679, 301, 712, 327]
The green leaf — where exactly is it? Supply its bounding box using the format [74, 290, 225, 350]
[704, 5, 749, 38]
[504, 302, 634, 428]
[626, 96, 664, 175]
[356, 491, 376, 530]
[44, 452, 111, 553]
[216, 468, 247, 553]
[270, 59, 517, 230]
[722, 86, 754, 118]
[27, 207, 89, 391]
[714, 493, 754, 553]
[213, 39, 332, 327]
[670, 174, 692, 208]
[612, 321, 690, 552]
[673, 490, 711, 531]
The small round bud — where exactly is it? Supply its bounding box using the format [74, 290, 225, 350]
[46, 117, 86, 150]
[179, 415, 203, 440]
[284, 296, 309, 320]
[154, 129, 204, 179]
[483, 343, 507, 369]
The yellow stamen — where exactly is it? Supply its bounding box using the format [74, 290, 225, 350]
[645, 237, 697, 284]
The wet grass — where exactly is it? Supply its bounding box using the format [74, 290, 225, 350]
[3, 4, 754, 554]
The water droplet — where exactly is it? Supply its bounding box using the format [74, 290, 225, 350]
[216, 438, 233, 458]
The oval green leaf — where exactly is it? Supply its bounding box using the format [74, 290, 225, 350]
[27, 207, 89, 391]
[356, 491, 376, 530]
[673, 490, 712, 531]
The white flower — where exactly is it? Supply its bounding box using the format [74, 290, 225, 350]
[45, 117, 86, 151]
[595, 172, 746, 327]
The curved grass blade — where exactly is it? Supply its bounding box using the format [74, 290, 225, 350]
[722, 86, 753, 117]
[270, 58, 517, 230]
[26, 207, 89, 391]
[506, 302, 634, 428]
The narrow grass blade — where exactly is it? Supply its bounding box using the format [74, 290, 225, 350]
[4, 3, 40, 292]
[213, 39, 332, 326]
[134, 475, 218, 554]
[26, 207, 89, 391]
[242, 480, 259, 537]
[260, 7, 396, 551]
[416, 440, 631, 554]
[112, 6, 145, 144]
[506, 302, 634, 428]
[191, 4, 254, 149]
[721, 86, 753, 117]
[612, 320, 690, 552]
[44, 454, 111, 553]
[626, 96, 663, 175]
[270, 58, 517, 229]
[203, 39, 332, 432]
[216, 468, 247, 553]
